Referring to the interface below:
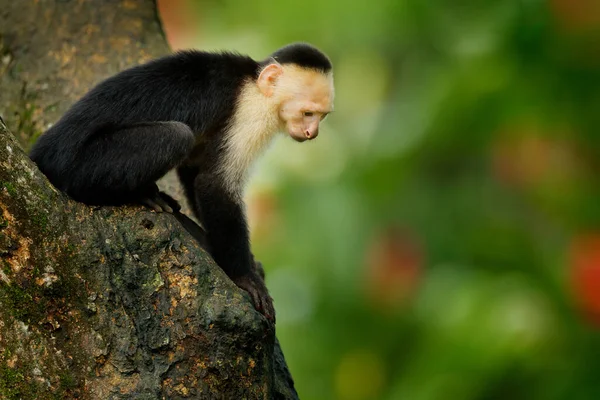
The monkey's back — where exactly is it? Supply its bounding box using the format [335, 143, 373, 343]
[30, 51, 259, 191]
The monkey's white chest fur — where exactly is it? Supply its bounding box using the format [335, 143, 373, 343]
[218, 82, 280, 196]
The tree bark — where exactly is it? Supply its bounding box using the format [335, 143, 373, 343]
[0, 1, 298, 399]
[0, 0, 169, 148]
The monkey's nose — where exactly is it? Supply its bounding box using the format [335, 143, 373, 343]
[305, 129, 318, 139]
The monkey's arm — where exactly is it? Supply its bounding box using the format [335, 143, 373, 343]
[193, 174, 275, 321]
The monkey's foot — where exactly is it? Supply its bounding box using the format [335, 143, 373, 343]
[232, 270, 275, 322]
[140, 191, 181, 213]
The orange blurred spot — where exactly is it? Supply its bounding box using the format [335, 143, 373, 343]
[156, 0, 200, 50]
[247, 189, 281, 242]
[364, 227, 423, 310]
[570, 233, 600, 326]
[491, 128, 581, 189]
[551, 0, 600, 33]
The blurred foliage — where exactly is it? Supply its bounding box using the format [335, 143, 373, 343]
[162, 0, 600, 398]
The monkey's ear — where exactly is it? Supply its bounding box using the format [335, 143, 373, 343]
[257, 63, 283, 97]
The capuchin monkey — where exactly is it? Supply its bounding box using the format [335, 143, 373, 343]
[29, 43, 335, 322]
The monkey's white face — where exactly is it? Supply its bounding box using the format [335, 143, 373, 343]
[257, 64, 334, 142]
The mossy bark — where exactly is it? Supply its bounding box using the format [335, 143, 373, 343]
[0, 1, 298, 398]
[0, 120, 297, 399]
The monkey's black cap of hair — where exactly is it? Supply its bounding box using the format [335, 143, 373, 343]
[270, 43, 332, 73]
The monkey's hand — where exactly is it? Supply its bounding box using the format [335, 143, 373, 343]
[139, 187, 181, 213]
[232, 269, 275, 322]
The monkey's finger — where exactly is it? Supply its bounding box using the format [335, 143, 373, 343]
[256, 289, 273, 322]
[152, 195, 174, 213]
[263, 296, 275, 322]
[251, 290, 264, 314]
[140, 197, 164, 212]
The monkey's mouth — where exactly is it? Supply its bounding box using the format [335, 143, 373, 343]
[291, 136, 308, 143]
[289, 132, 308, 143]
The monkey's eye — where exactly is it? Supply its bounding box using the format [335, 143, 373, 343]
[303, 111, 314, 117]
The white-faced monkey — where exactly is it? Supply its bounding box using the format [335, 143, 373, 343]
[29, 43, 335, 321]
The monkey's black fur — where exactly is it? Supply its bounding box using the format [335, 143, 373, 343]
[29, 43, 331, 321]
[31, 51, 258, 204]
[269, 42, 332, 72]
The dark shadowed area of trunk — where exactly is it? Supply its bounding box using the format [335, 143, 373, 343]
[0, 1, 298, 398]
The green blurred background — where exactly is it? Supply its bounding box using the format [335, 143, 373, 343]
[159, 1, 600, 399]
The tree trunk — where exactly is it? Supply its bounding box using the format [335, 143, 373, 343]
[0, 0, 169, 148]
[0, 1, 298, 399]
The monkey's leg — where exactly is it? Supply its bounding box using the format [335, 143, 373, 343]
[179, 167, 266, 280]
[68, 121, 194, 210]
[193, 174, 275, 321]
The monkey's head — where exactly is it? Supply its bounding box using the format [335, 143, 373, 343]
[257, 43, 334, 142]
